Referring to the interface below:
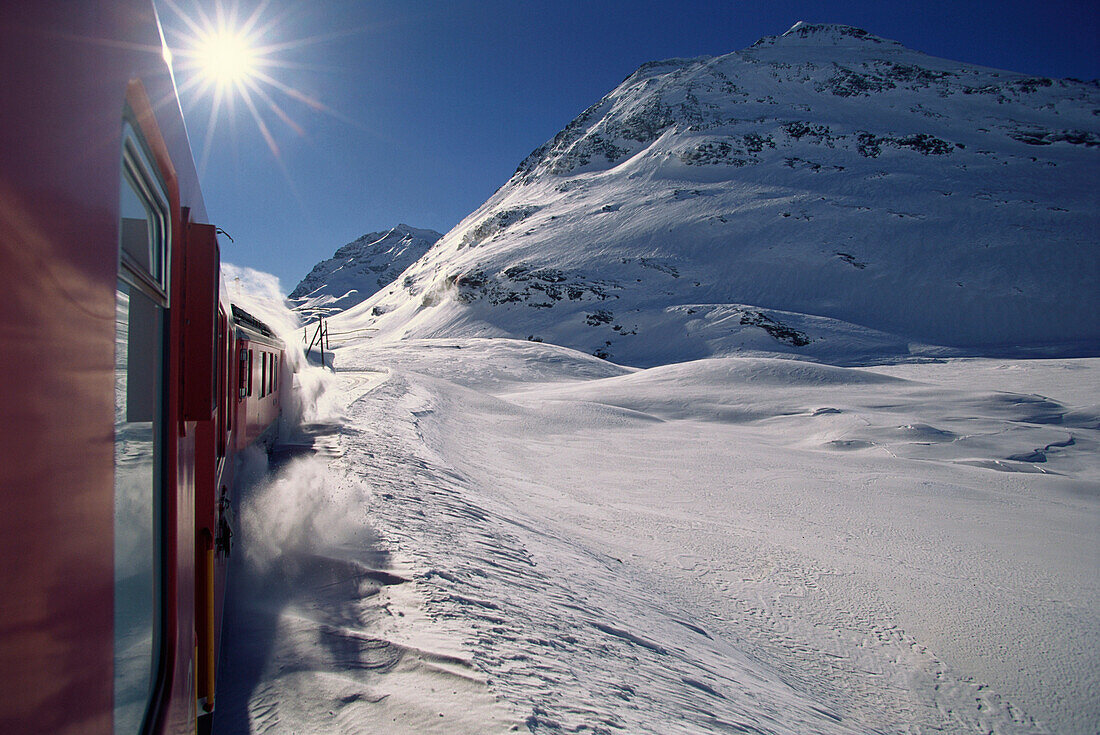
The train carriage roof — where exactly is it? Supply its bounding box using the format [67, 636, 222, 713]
[231, 304, 282, 345]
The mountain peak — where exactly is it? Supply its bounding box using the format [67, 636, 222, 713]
[391, 223, 436, 237]
[751, 22, 899, 48]
[784, 21, 874, 38]
[289, 225, 442, 314]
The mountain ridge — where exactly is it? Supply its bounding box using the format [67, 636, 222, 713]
[322, 24, 1099, 367]
[289, 224, 442, 316]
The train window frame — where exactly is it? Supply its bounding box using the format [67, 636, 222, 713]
[238, 346, 248, 400]
[114, 117, 171, 735]
[119, 122, 169, 298]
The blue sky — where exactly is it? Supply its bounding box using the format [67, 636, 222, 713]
[157, 0, 1099, 290]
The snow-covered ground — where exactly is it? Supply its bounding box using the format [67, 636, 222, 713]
[214, 329, 1099, 734]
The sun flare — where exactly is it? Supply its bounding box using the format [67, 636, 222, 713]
[195, 29, 257, 87]
[163, 0, 361, 181]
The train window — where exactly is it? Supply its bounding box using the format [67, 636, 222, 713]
[119, 124, 168, 294]
[114, 122, 169, 734]
[260, 351, 267, 398]
[238, 347, 248, 399]
[248, 349, 254, 396]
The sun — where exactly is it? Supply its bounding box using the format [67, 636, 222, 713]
[195, 28, 257, 87]
[161, 0, 362, 180]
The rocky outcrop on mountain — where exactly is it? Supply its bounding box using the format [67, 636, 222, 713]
[288, 225, 441, 315]
[326, 23, 1099, 367]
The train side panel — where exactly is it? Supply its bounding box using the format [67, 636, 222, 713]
[233, 331, 284, 452]
[0, 3, 212, 733]
[0, 4, 292, 732]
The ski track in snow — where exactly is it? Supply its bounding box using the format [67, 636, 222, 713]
[216, 338, 1098, 734]
[338, 372, 860, 734]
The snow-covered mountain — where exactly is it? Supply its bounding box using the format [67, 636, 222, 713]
[289, 224, 442, 316]
[329, 22, 1098, 367]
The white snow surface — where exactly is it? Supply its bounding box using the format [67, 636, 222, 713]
[330, 24, 1099, 367]
[213, 268, 1099, 733]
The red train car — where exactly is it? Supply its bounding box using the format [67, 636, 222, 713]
[231, 305, 286, 452]
[0, 3, 285, 733]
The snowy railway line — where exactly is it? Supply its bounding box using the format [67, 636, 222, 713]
[217, 338, 1098, 734]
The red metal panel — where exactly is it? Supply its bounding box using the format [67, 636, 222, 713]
[195, 423, 219, 543]
[182, 221, 220, 422]
[216, 309, 229, 456]
[185, 222, 221, 712]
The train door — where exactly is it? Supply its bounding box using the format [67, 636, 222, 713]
[113, 121, 171, 733]
[216, 309, 228, 458]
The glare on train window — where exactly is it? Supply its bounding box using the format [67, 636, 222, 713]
[114, 120, 170, 735]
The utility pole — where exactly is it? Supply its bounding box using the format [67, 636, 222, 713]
[305, 317, 329, 369]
